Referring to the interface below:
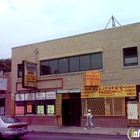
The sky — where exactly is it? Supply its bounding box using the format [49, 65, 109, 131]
[0, 0, 140, 59]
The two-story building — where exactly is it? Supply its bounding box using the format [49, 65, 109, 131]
[11, 22, 140, 127]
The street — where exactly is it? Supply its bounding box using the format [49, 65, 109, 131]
[3, 132, 128, 140]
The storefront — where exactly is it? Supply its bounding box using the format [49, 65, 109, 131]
[80, 71, 137, 127]
[15, 91, 55, 115]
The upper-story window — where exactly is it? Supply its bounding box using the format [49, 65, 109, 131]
[59, 58, 68, 73]
[80, 55, 90, 71]
[123, 46, 138, 67]
[70, 56, 79, 72]
[17, 64, 23, 78]
[40, 52, 103, 76]
[50, 60, 58, 74]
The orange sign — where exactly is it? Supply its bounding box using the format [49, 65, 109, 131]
[83, 71, 100, 86]
[81, 85, 136, 98]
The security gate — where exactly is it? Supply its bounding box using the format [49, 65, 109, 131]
[127, 101, 140, 127]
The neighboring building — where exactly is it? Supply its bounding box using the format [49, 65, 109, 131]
[12, 22, 140, 127]
[0, 72, 11, 116]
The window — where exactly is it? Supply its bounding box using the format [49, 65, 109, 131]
[70, 56, 79, 72]
[17, 64, 23, 78]
[15, 102, 25, 115]
[80, 55, 90, 71]
[46, 100, 55, 115]
[25, 101, 35, 114]
[91, 53, 103, 69]
[59, 58, 68, 73]
[40, 52, 103, 76]
[36, 101, 45, 115]
[123, 47, 138, 67]
[40, 61, 50, 75]
[50, 60, 58, 74]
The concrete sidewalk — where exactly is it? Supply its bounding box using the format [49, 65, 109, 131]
[28, 125, 129, 136]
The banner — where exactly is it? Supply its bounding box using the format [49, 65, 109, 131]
[81, 85, 136, 98]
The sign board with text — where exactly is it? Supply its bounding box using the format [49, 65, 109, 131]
[22, 61, 37, 88]
[83, 71, 100, 86]
[81, 85, 136, 98]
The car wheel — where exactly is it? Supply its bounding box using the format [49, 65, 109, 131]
[13, 136, 20, 140]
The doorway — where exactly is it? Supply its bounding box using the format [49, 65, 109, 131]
[62, 93, 81, 126]
[0, 98, 5, 115]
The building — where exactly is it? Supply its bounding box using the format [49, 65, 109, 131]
[0, 72, 11, 116]
[12, 22, 140, 127]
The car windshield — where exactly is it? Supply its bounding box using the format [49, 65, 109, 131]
[1, 116, 21, 123]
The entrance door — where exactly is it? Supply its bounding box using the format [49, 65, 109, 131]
[0, 98, 5, 115]
[62, 93, 81, 126]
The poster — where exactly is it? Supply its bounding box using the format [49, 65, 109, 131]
[36, 92, 45, 100]
[25, 93, 35, 100]
[37, 105, 44, 114]
[15, 94, 24, 101]
[46, 92, 56, 99]
[15, 106, 24, 115]
[47, 105, 54, 114]
[27, 105, 32, 113]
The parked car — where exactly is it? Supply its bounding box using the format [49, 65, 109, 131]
[0, 115, 28, 139]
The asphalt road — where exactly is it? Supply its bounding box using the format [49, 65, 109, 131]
[3, 132, 129, 140]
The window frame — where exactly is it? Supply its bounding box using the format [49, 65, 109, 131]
[123, 46, 138, 67]
[17, 63, 23, 78]
[39, 52, 103, 76]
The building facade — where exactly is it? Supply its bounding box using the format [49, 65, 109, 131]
[11, 22, 140, 127]
[0, 72, 11, 116]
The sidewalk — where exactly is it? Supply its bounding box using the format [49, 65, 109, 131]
[28, 125, 129, 136]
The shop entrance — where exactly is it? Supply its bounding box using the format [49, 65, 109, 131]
[62, 93, 81, 126]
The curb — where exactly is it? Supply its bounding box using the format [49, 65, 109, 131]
[28, 130, 127, 136]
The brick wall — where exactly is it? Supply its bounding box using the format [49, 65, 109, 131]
[81, 116, 128, 128]
[16, 116, 58, 126]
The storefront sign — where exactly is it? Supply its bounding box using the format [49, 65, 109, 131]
[22, 61, 37, 88]
[36, 92, 45, 100]
[57, 89, 80, 93]
[15, 94, 24, 101]
[15, 106, 24, 115]
[0, 78, 7, 90]
[83, 71, 100, 86]
[46, 91, 56, 99]
[47, 105, 54, 114]
[25, 93, 35, 100]
[81, 85, 136, 98]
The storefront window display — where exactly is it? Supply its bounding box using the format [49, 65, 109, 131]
[15, 91, 56, 115]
